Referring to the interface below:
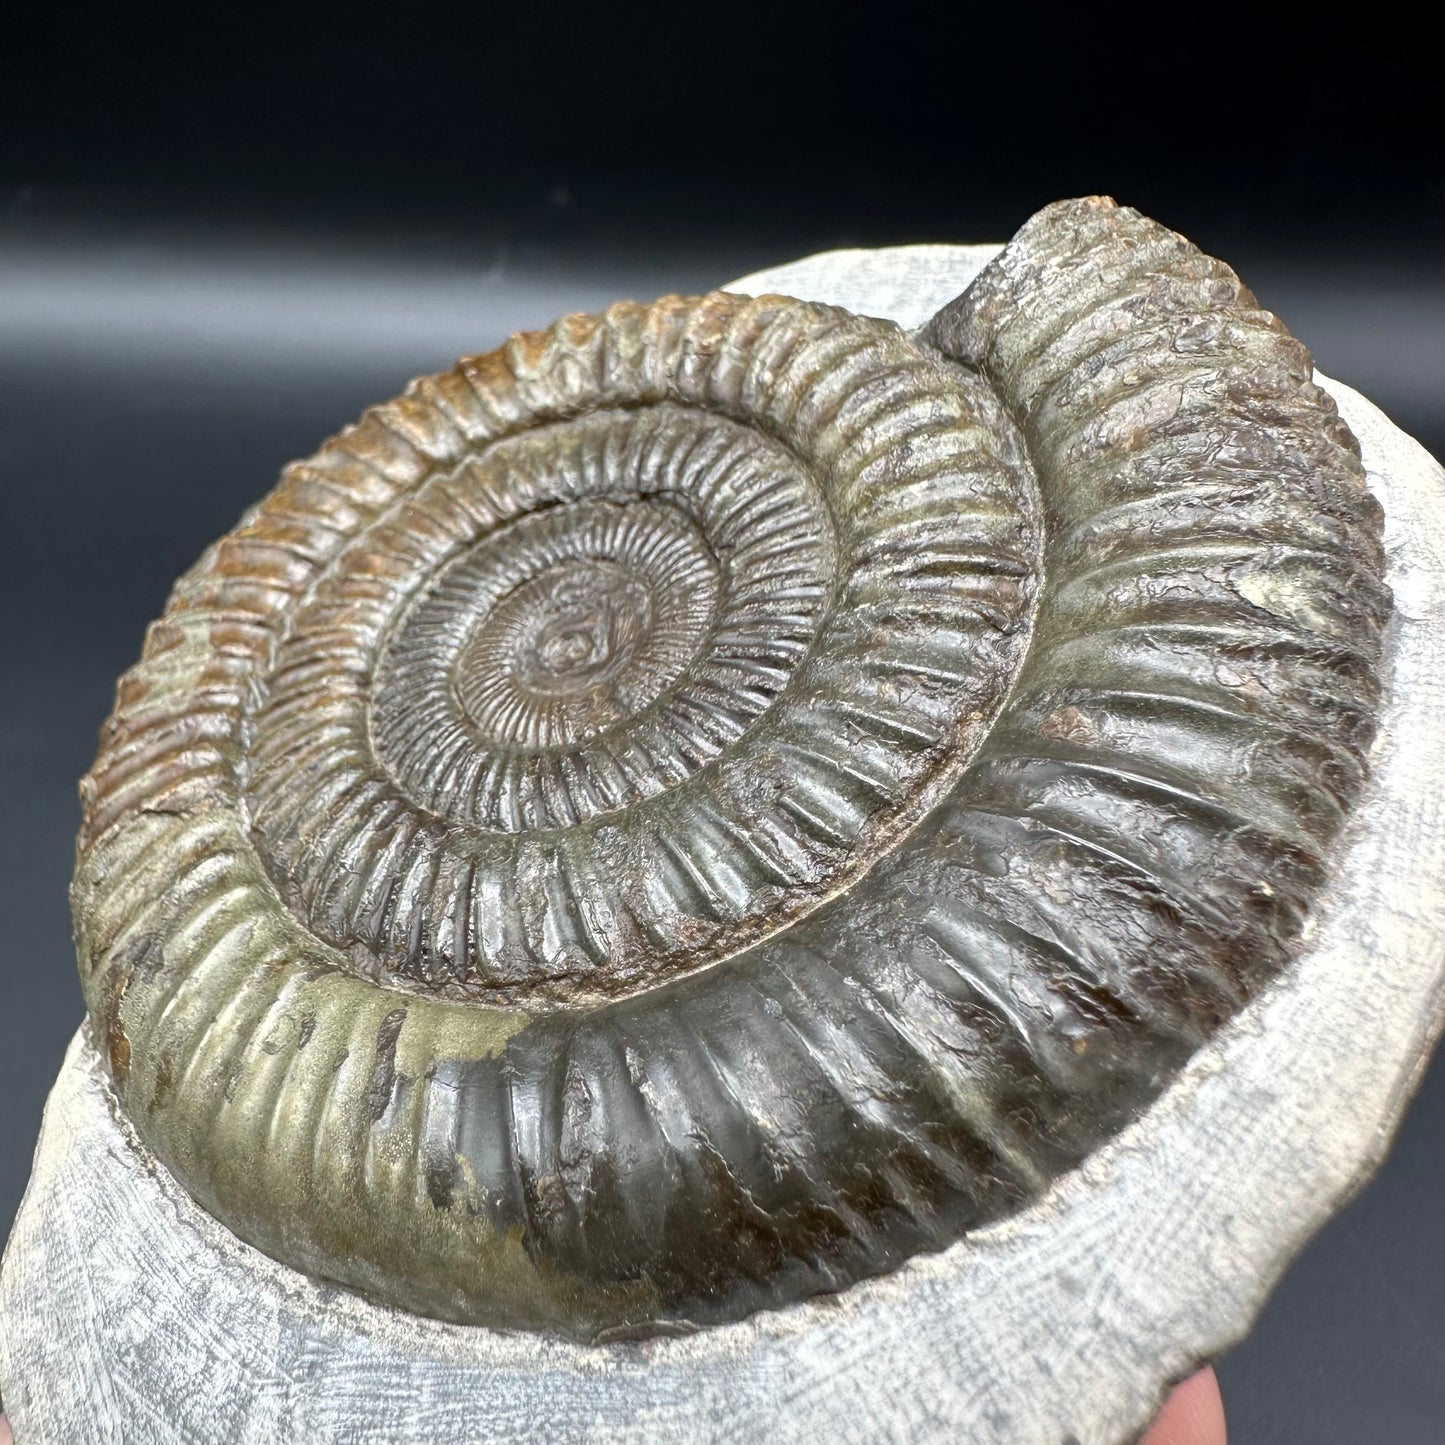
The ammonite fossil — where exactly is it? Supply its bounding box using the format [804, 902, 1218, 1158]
[73, 197, 1391, 1343]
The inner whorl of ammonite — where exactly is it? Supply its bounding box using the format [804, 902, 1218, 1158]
[441, 505, 714, 753]
[75, 199, 1391, 1342]
[243, 347, 1037, 1000]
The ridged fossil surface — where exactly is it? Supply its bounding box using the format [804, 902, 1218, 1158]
[73, 198, 1390, 1341]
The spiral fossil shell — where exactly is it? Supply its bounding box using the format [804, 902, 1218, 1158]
[74, 198, 1390, 1341]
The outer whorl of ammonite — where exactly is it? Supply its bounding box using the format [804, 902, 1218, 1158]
[74, 199, 1391, 1341]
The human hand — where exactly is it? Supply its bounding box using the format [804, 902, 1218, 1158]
[0, 1409, 12, 1445]
[1140, 1368, 1227, 1444]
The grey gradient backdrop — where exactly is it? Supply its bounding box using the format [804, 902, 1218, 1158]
[2, 6, 1443, 1438]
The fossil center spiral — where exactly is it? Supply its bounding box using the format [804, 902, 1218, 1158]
[480, 557, 655, 705]
[389, 497, 723, 766]
[476, 556, 659, 706]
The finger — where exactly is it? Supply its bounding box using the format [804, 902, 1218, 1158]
[1140, 1367, 1227, 1445]
[0, 1411, 12, 1445]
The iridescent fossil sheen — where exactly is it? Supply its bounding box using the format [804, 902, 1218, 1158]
[72, 198, 1390, 1341]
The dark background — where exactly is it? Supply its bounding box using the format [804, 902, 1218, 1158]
[2, 7, 1441, 1439]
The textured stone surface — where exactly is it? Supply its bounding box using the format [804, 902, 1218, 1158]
[2, 242, 1443, 1443]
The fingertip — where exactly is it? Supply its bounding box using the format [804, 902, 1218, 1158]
[1140, 1366, 1227, 1445]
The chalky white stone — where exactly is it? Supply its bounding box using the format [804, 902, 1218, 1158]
[2, 244, 1442, 1445]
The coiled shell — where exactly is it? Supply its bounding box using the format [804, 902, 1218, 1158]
[74, 198, 1390, 1340]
